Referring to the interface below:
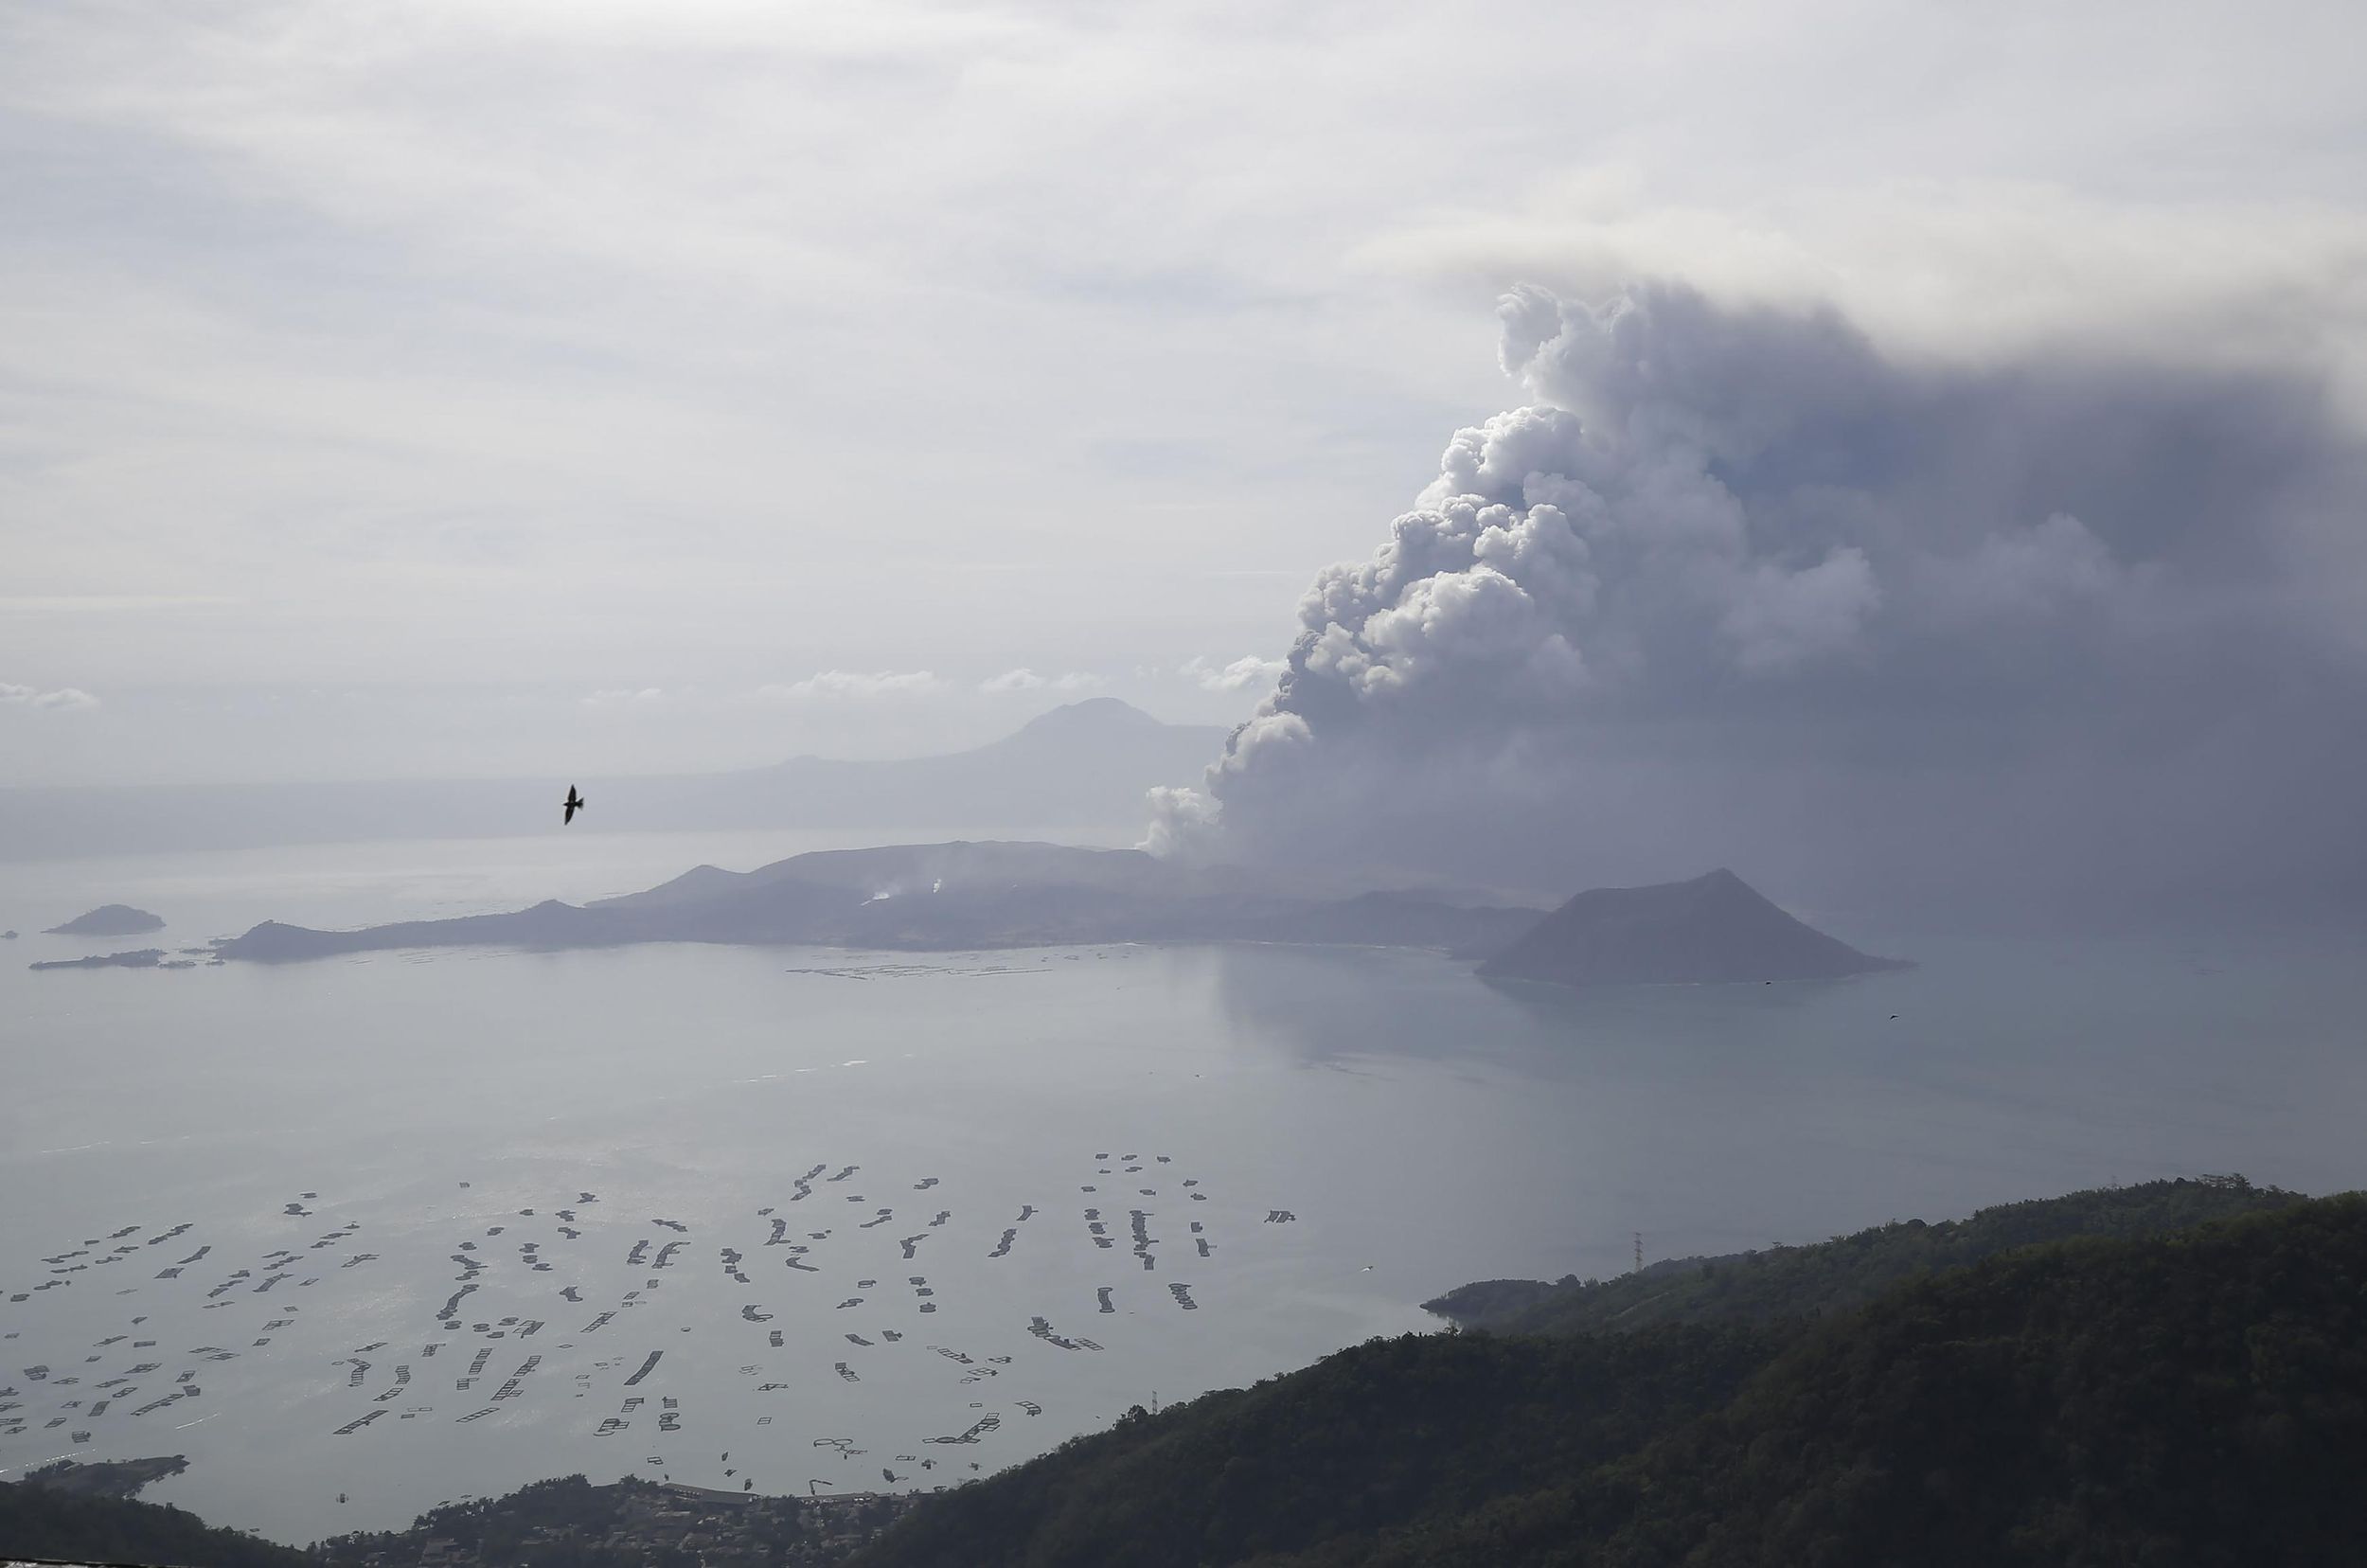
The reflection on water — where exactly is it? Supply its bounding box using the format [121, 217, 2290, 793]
[1, 838, 2362, 1545]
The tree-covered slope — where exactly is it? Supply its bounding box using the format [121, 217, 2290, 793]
[1342, 1194, 2367, 1567]
[1427, 1175, 2307, 1336]
[845, 1327, 1771, 1568]
[854, 1192, 2367, 1568]
[0, 1477, 311, 1567]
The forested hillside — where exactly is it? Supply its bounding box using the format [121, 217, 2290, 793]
[854, 1188, 2367, 1568]
[0, 1477, 311, 1568]
[1427, 1175, 2305, 1335]
[847, 1327, 1771, 1568]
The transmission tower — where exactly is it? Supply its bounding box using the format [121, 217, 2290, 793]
[1633, 1231, 1644, 1274]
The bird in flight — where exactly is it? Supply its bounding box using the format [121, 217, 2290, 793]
[562, 785, 586, 826]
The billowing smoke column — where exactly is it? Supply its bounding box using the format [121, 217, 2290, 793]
[1150, 283, 2367, 916]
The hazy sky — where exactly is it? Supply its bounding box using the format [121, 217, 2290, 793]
[5, 0, 2364, 786]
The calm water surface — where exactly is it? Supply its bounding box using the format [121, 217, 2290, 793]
[2, 831, 2361, 1543]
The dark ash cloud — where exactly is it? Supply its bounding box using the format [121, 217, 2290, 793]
[1149, 284, 2367, 917]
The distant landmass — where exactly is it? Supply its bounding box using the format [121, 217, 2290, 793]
[29, 947, 173, 971]
[1477, 868, 1907, 987]
[43, 903, 165, 936]
[215, 840, 1546, 962]
[0, 699, 1229, 860]
[210, 854, 1913, 979]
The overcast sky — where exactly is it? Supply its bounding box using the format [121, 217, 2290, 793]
[5, 0, 2364, 786]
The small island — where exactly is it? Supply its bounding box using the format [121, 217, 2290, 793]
[44, 903, 166, 936]
[30, 948, 169, 971]
[1477, 868, 1909, 987]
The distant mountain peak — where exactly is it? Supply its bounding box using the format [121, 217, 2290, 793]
[1009, 697, 1166, 739]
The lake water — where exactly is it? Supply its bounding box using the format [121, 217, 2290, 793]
[3, 830, 2363, 1545]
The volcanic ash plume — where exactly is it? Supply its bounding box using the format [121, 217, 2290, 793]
[1148, 283, 2367, 913]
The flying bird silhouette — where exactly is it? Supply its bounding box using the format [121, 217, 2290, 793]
[562, 785, 585, 826]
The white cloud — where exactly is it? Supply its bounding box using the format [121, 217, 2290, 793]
[578, 686, 667, 709]
[0, 682, 98, 710]
[760, 669, 944, 702]
[1180, 654, 1286, 692]
[980, 668, 1104, 694]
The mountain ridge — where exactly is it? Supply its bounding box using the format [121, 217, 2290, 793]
[0, 700, 1227, 859]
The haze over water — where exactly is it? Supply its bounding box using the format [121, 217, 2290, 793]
[4, 831, 2362, 1545]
